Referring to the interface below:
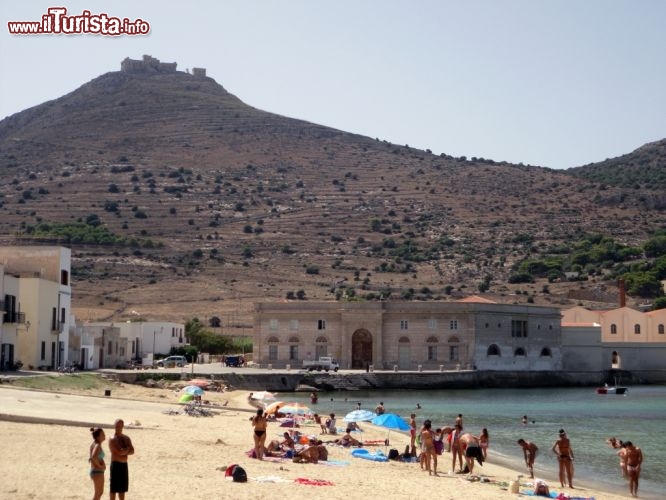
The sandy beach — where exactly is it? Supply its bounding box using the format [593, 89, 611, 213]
[0, 378, 631, 500]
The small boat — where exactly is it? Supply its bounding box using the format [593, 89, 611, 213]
[596, 384, 628, 395]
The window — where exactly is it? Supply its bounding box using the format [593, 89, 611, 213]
[60, 269, 69, 286]
[3, 294, 17, 323]
[427, 336, 438, 361]
[289, 345, 299, 360]
[400, 320, 408, 330]
[449, 345, 459, 361]
[269, 319, 278, 330]
[511, 320, 528, 338]
[131, 341, 135, 355]
[290, 319, 299, 331]
[107, 341, 112, 355]
[659, 324, 665, 335]
[318, 319, 326, 330]
[268, 345, 278, 361]
[610, 324, 617, 334]
[634, 324, 641, 335]
[487, 344, 500, 356]
[514, 347, 526, 357]
[428, 319, 437, 330]
[450, 319, 458, 330]
[540, 347, 552, 357]
[41, 341, 46, 360]
[51, 307, 57, 331]
[61, 307, 66, 325]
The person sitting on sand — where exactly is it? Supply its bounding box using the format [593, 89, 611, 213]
[326, 413, 337, 435]
[334, 428, 361, 447]
[315, 440, 328, 461]
[280, 432, 295, 450]
[375, 402, 385, 415]
[293, 445, 320, 464]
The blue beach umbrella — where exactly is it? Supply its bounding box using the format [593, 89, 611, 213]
[371, 413, 410, 450]
[344, 409, 375, 423]
[182, 385, 204, 396]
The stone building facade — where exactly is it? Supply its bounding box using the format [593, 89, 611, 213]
[253, 297, 563, 371]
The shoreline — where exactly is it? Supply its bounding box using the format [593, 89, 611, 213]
[0, 381, 639, 500]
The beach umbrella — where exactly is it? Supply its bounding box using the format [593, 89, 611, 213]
[182, 385, 204, 396]
[188, 379, 211, 388]
[280, 402, 313, 431]
[343, 409, 375, 423]
[263, 400, 286, 415]
[280, 402, 312, 416]
[250, 391, 277, 404]
[371, 413, 410, 450]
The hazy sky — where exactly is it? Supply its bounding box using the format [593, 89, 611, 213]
[2, 1, 665, 169]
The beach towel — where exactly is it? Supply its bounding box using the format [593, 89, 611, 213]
[294, 477, 335, 486]
[520, 491, 558, 498]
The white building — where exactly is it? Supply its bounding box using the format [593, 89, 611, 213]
[0, 246, 71, 370]
[75, 321, 186, 368]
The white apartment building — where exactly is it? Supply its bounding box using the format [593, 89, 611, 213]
[0, 246, 71, 370]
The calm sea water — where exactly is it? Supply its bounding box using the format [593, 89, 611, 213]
[276, 386, 666, 499]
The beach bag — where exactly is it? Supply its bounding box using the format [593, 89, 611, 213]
[225, 464, 248, 483]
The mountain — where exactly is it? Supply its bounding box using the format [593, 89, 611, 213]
[0, 57, 662, 326]
[568, 139, 666, 209]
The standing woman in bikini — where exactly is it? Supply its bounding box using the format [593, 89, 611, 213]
[251, 408, 268, 460]
[88, 427, 106, 500]
[551, 429, 574, 488]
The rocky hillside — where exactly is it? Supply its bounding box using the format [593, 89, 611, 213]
[0, 58, 662, 326]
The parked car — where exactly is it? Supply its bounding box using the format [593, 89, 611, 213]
[156, 355, 187, 368]
[224, 355, 245, 367]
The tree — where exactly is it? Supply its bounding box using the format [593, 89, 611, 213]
[209, 316, 221, 328]
[652, 297, 666, 311]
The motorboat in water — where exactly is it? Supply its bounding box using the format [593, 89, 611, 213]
[596, 384, 628, 395]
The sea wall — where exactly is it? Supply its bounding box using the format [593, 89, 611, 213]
[111, 369, 664, 392]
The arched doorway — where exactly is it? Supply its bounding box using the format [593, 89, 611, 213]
[611, 350, 621, 369]
[351, 329, 372, 369]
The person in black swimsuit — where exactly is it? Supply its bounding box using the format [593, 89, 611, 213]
[551, 429, 574, 488]
[251, 408, 268, 460]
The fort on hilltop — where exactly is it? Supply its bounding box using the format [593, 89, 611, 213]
[120, 55, 206, 77]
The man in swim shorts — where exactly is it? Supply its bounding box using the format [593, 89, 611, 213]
[624, 441, 643, 497]
[108, 419, 134, 500]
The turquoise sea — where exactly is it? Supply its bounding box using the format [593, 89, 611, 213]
[277, 385, 666, 499]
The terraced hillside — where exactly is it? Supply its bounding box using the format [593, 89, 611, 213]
[0, 60, 662, 325]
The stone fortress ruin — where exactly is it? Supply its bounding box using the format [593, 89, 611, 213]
[120, 55, 206, 77]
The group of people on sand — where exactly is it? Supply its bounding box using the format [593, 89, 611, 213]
[408, 412, 489, 477]
[607, 436, 644, 497]
[251, 408, 330, 463]
[517, 429, 644, 497]
[88, 418, 135, 500]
